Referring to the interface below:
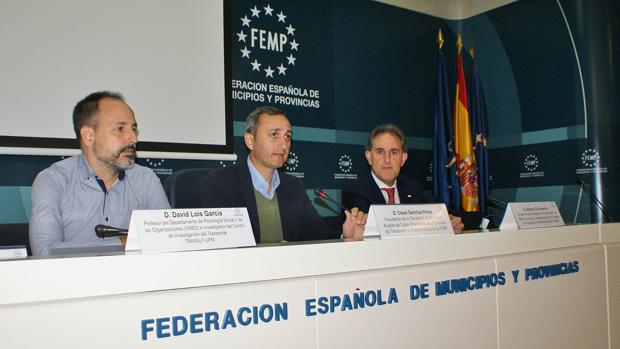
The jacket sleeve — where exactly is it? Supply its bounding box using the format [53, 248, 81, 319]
[342, 185, 372, 214]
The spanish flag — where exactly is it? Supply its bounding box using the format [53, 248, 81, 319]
[453, 35, 479, 212]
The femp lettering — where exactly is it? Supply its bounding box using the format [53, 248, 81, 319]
[250, 28, 287, 52]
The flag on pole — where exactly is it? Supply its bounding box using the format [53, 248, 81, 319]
[469, 47, 489, 214]
[432, 29, 460, 212]
[453, 35, 479, 212]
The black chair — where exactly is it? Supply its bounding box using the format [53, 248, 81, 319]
[164, 168, 213, 208]
[0, 223, 31, 256]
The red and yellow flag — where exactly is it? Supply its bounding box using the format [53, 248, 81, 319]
[453, 35, 479, 212]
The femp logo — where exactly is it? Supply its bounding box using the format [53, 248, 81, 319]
[219, 161, 237, 168]
[232, 3, 321, 109]
[145, 159, 172, 176]
[581, 148, 599, 168]
[334, 154, 357, 180]
[284, 151, 304, 178]
[576, 148, 607, 174]
[338, 155, 352, 173]
[236, 4, 299, 78]
[519, 154, 544, 178]
[523, 154, 539, 172]
[285, 152, 299, 171]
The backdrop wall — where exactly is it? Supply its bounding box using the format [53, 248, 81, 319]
[1, 0, 618, 226]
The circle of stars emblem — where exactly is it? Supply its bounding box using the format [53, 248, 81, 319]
[285, 152, 299, 171]
[219, 160, 237, 168]
[581, 148, 600, 168]
[523, 154, 539, 172]
[338, 154, 353, 173]
[236, 4, 299, 78]
[146, 159, 165, 168]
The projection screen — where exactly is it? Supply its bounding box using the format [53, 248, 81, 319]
[0, 0, 233, 159]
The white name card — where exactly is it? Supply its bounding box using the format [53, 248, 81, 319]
[499, 201, 565, 230]
[364, 204, 453, 239]
[125, 208, 256, 254]
[363, 206, 381, 239]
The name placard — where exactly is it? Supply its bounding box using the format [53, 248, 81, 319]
[125, 208, 256, 253]
[363, 206, 381, 239]
[499, 202, 565, 230]
[364, 204, 453, 239]
[0, 245, 27, 260]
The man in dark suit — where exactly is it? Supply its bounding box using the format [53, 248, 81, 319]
[201, 106, 366, 244]
[342, 123, 464, 233]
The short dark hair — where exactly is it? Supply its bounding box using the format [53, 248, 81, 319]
[366, 123, 408, 152]
[245, 106, 287, 135]
[72, 91, 126, 140]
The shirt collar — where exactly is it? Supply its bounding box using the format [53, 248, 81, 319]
[78, 153, 97, 181]
[371, 171, 397, 189]
[247, 156, 280, 199]
[78, 153, 125, 188]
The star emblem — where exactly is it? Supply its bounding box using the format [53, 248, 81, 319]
[289, 39, 299, 51]
[264, 4, 274, 16]
[236, 5, 300, 78]
[264, 66, 274, 78]
[286, 54, 296, 65]
[286, 24, 296, 36]
[241, 15, 251, 27]
[240, 46, 251, 59]
[236, 30, 247, 42]
[250, 6, 261, 18]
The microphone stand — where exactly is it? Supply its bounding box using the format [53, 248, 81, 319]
[314, 188, 352, 212]
[576, 178, 614, 223]
[486, 196, 507, 229]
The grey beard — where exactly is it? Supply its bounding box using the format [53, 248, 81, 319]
[95, 144, 136, 172]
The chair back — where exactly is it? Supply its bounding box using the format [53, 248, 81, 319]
[0, 223, 30, 255]
[165, 168, 213, 208]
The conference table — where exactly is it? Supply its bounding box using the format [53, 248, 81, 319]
[1, 223, 618, 348]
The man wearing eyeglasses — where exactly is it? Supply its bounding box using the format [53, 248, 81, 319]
[29, 91, 170, 256]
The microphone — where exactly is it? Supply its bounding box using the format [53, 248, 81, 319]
[483, 196, 507, 229]
[487, 196, 507, 209]
[314, 188, 351, 212]
[95, 224, 128, 238]
[576, 177, 614, 222]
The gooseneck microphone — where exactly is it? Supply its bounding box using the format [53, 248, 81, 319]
[576, 177, 614, 223]
[314, 188, 351, 212]
[487, 196, 507, 210]
[95, 224, 129, 238]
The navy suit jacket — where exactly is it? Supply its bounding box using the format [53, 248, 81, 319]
[201, 160, 339, 243]
[342, 171, 485, 229]
[342, 171, 425, 213]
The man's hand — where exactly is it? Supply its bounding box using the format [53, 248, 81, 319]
[450, 215, 465, 233]
[342, 207, 367, 241]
